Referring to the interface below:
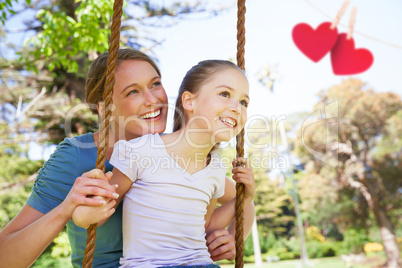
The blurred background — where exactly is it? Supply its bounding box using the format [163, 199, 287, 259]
[1, 0, 401, 267]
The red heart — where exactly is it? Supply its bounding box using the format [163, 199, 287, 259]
[292, 22, 338, 62]
[331, 33, 374, 75]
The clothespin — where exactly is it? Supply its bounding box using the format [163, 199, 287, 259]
[331, 0, 350, 29]
[347, 7, 358, 39]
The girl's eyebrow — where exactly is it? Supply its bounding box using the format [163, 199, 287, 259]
[218, 85, 250, 100]
[120, 76, 160, 95]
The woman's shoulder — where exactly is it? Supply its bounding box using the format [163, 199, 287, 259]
[44, 133, 96, 164]
[62, 132, 95, 147]
[44, 133, 93, 161]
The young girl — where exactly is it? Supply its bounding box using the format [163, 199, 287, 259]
[73, 60, 255, 268]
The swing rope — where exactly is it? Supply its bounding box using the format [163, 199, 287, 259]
[235, 0, 246, 267]
[82, 0, 123, 267]
[82, 0, 246, 267]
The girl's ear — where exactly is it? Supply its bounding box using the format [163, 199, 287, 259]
[182, 91, 195, 112]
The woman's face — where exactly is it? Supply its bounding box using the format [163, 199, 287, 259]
[111, 60, 168, 141]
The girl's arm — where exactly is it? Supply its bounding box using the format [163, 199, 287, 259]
[205, 198, 254, 262]
[206, 157, 255, 236]
[72, 168, 133, 229]
[217, 176, 255, 238]
[204, 198, 218, 231]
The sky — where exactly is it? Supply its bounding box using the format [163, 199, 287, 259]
[3, 0, 402, 159]
[4, 0, 402, 119]
[149, 0, 402, 128]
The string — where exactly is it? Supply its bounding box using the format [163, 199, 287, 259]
[304, 0, 402, 50]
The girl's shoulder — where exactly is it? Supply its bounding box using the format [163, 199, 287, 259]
[118, 133, 160, 146]
[114, 134, 163, 156]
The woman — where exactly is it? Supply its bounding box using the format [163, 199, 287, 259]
[0, 49, 255, 267]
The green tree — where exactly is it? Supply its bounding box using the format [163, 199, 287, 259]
[295, 78, 402, 267]
[0, 0, 22, 24]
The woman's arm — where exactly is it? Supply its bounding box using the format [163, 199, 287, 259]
[0, 205, 69, 268]
[0, 169, 117, 268]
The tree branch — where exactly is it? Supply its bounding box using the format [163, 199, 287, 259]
[0, 173, 37, 195]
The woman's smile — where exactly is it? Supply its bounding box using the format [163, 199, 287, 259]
[139, 108, 162, 120]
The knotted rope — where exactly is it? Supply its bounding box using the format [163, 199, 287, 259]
[82, 0, 123, 267]
[235, 0, 246, 267]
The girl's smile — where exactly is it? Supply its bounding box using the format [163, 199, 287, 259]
[218, 116, 237, 128]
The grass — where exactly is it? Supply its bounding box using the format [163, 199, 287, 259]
[219, 254, 389, 268]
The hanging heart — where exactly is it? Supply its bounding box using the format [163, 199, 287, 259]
[331, 33, 374, 75]
[292, 22, 338, 62]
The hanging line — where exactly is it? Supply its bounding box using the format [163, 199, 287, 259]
[305, 0, 402, 50]
[235, 0, 246, 267]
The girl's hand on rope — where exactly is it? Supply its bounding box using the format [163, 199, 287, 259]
[61, 169, 118, 220]
[232, 157, 256, 205]
[206, 229, 236, 261]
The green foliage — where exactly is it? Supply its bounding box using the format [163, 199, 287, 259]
[0, 184, 31, 228]
[244, 233, 254, 257]
[254, 176, 295, 237]
[0, 0, 26, 25]
[244, 229, 280, 257]
[51, 231, 72, 258]
[305, 225, 325, 242]
[243, 227, 359, 261]
[373, 110, 402, 158]
[32, 252, 72, 267]
[265, 237, 299, 260]
[266, 236, 341, 260]
[0, 155, 43, 229]
[305, 240, 338, 258]
[267, 247, 296, 260]
[260, 230, 277, 253]
[25, 0, 113, 73]
[342, 228, 369, 254]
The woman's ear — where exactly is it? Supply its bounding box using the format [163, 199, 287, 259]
[182, 92, 195, 112]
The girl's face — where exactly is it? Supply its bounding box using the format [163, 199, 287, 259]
[187, 67, 249, 144]
[111, 60, 168, 141]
